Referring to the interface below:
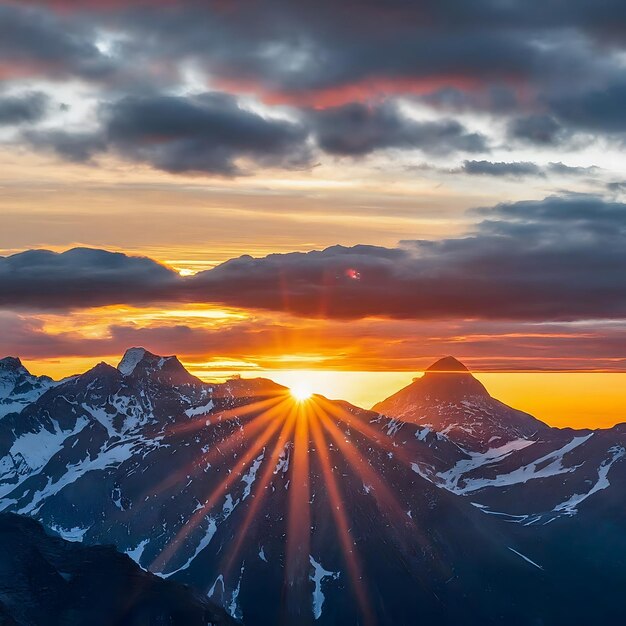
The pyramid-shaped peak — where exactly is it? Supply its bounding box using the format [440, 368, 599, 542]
[425, 356, 469, 373]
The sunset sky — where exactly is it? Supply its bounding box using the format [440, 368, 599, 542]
[1, 0, 626, 427]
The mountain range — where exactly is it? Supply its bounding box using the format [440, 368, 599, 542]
[1, 349, 625, 625]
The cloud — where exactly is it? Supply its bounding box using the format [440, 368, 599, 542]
[308, 101, 487, 156]
[0, 3, 116, 81]
[0, 92, 49, 126]
[186, 195, 626, 321]
[4, 309, 626, 374]
[102, 93, 311, 174]
[507, 115, 566, 146]
[3, 195, 625, 322]
[21, 93, 491, 172]
[19, 92, 312, 174]
[1, 0, 625, 166]
[0, 248, 179, 309]
[21, 129, 106, 162]
[548, 80, 626, 135]
[462, 160, 541, 178]
[460, 161, 598, 179]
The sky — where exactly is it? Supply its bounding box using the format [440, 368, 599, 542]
[1, 0, 626, 427]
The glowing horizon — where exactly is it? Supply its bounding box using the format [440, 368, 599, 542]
[15, 353, 626, 430]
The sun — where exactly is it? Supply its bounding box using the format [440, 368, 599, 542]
[290, 381, 313, 402]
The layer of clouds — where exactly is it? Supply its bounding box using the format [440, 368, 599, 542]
[3, 309, 626, 374]
[0, 0, 624, 173]
[18, 94, 488, 173]
[2, 195, 626, 322]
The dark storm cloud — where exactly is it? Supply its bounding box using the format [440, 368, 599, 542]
[88, 0, 619, 102]
[1, 0, 624, 159]
[186, 195, 626, 321]
[507, 115, 567, 146]
[15, 93, 489, 171]
[1, 1, 624, 116]
[548, 80, 626, 135]
[102, 93, 311, 174]
[0, 3, 116, 81]
[19, 92, 312, 174]
[3, 195, 625, 322]
[0, 92, 49, 126]
[0, 248, 179, 309]
[309, 101, 487, 156]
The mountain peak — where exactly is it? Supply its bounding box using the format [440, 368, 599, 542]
[373, 357, 550, 451]
[425, 356, 469, 373]
[117, 347, 199, 386]
[118, 347, 149, 376]
[0, 356, 27, 374]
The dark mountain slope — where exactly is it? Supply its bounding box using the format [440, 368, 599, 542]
[0, 512, 237, 626]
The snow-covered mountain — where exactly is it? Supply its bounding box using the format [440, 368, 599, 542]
[0, 356, 56, 419]
[1, 349, 626, 625]
[373, 356, 550, 452]
[373, 356, 626, 524]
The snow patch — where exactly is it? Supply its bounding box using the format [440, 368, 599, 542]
[241, 450, 265, 500]
[309, 555, 340, 620]
[508, 547, 543, 570]
[7, 416, 89, 475]
[552, 445, 625, 516]
[118, 348, 146, 376]
[48, 522, 90, 542]
[438, 435, 591, 494]
[126, 539, 150, 565]
[185, 400, 215, 418]
[164, 516, 217, 576]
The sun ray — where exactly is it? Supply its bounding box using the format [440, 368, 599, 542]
[134, 398, 293, 514]
[165, 393, 290, 438]
[319, 406, 414, 530]
[308, 405, 375, 625]
[317, 400, 453, 589]
[219, 406, 298, 577]
[282, 400, 312, 622]
[150, 404, 287, 574]
[315, 396, 416, 464]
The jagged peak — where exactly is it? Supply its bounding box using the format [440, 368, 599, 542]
[118, 347, 149, 376]
[0, 357, 32, 382]
[0, 356, 26, 371]
[425, 356, 469, 373]
[116, 347, 198, 385]
[118, 347, 179, 375]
